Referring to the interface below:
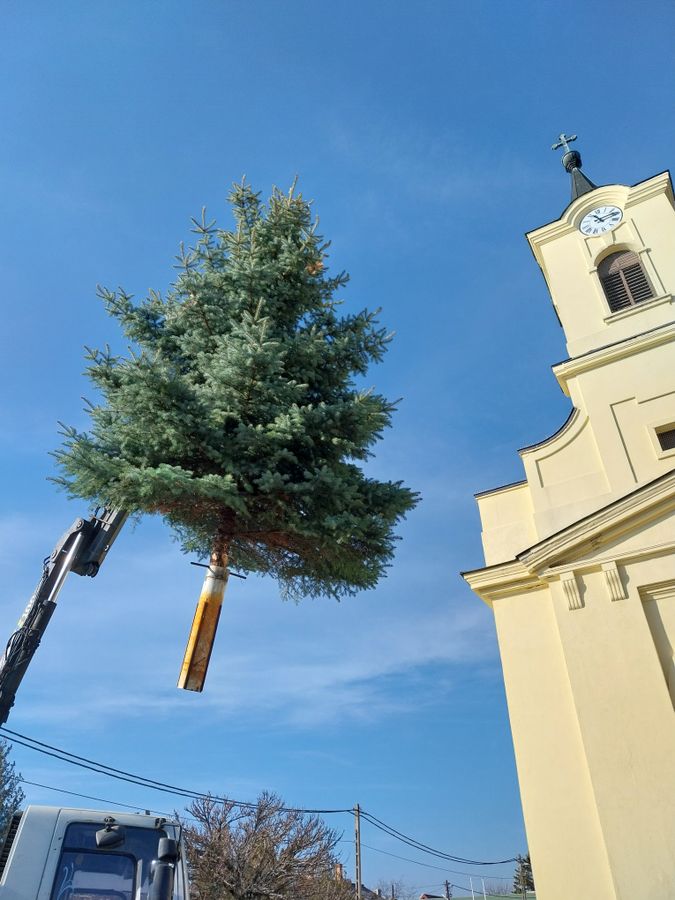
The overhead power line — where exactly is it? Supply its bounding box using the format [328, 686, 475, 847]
[19, 779, 172, 817]
[360, 842, 511, 881]
[359, 810, 518, 866]
[1, 727, 349, 815]
[18, 778, 211, 827]
[3, 726, 517, 867]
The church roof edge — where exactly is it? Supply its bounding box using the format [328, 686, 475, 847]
[525, 170, 672, 244]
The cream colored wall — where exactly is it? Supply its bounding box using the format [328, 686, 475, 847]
[466, 170, 675, 898]
[492, 587, 615, 899]
[548, 556, 675, 896]
[559, 335, 675, 491]
[477, 481, 537, 564]
[520, 410, 610, 539]
[478, 320, 675, 563]
[486, 520, 675, 897]
[643, 585, 675, 707]
[526, 173, 675, 359]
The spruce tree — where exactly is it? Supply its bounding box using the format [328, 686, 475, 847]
[53, 182, 417, 603]
[513, 853, 534, 894]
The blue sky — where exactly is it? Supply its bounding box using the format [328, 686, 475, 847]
[0, 1, 673, 894]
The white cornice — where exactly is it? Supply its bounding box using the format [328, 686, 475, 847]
[518, 407, 578, 456]
[553, 321, 675, 392]
[544, 539, 675, 578]
[624, 170, 674, 208]
[639, 581, 675, 603]
[462, 559, 545, 606]
[464, 470, 675, 604]
[601, 292, 673, 326]
[525, 172, 673, 267]
[527, 184, 631, 248]
[474, 479, 527, 501]
[517, 470, 675, 573]
[519, 407, 582, 460]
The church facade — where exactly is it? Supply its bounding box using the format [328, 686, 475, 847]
[463, 144, 675, 898]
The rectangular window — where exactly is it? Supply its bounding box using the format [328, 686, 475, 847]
[50, 850, 135, 900]
[657, 427, 675, 451]
[50, 822, 168, 900]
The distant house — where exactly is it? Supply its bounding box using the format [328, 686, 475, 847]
[347, 883, 382, 899]
[333, 865, 384, 899]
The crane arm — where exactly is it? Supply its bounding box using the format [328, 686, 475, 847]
[0, 508, 127, 725]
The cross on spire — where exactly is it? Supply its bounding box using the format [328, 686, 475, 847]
[550, 131, 597, 201]
[552, 133, 578, 153]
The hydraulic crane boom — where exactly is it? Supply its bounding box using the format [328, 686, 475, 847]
[0, 507, 127, 725]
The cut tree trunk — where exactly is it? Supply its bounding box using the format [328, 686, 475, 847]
[177, 539, 230, 692]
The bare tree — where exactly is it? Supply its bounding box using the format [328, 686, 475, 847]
[184, 791, 353, 900]
[482, 880, 512, 896]
[376, 878, 417, 900]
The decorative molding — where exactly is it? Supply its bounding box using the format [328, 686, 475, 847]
[601, 561, 626, 602]
[553, 321, 675, 393]
[465, 472, 675, 606]
[587, 233, 647, 273]
[647, 416, 675, 461]
[601, 293, 672, 325]
[461, 560, 544, 606]
[561, 572, 583, 610]
[526, 186, 633, 250]
[474, 479, 527, 500]
[526, 172, 671, 258]
[518, 407, 579, 456]
[517, 469, 675, 573]
[639, 581, 675, 604]
[624, 170, 674, 207]
[464, 540, 675, 607]
[546, 539, 675, 579]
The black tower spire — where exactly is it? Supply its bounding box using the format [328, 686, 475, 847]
[552, 133, 597, 201]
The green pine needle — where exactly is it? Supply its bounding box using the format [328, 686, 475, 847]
[54, 182, 418, 600]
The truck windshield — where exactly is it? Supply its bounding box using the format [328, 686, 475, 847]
[50, 822, 169, 900]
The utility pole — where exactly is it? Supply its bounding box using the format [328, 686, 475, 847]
[444, 879, 452, 899]
[354, 804, 362, 900]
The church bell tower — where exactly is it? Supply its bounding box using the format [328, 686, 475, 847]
[463, 136, 675, 899]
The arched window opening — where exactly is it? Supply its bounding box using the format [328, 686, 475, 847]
[598, 250, 654, 313]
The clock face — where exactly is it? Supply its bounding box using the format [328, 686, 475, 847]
[579, 205, 623, 236]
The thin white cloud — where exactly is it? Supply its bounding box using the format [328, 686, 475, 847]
[1, 466, 495, 732]
[326, 116, 548, 207]
[9, 557, 495, 730]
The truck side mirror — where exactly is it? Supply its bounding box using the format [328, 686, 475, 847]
[149, 837, 178, 900]
[157, 837, 178, 861]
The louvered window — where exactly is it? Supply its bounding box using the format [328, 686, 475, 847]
[598, 251, 654, 313]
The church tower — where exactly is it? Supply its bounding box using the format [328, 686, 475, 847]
[463, 137, 675, 898]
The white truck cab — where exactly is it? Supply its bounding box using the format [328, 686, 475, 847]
[0, 805, 190, 900]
